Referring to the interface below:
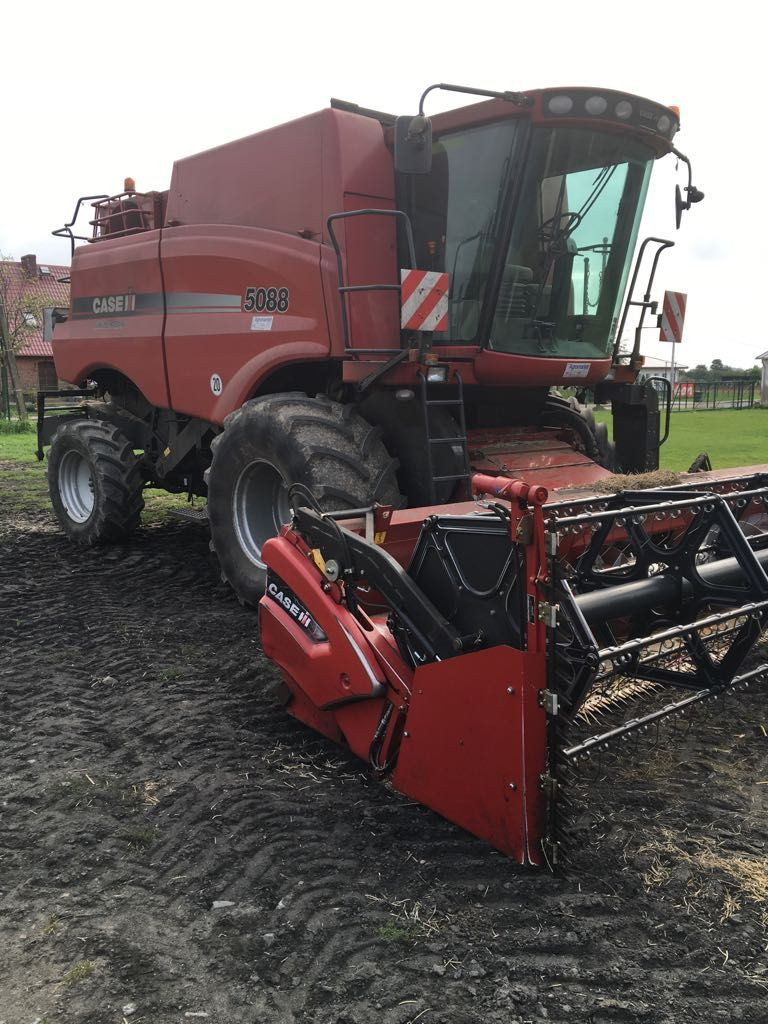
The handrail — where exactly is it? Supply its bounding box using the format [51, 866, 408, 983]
[326, 209, 417, 352]
[612, 236, 674, 365]
[52, 195, 110, 256]
[646, 375, 672, 445]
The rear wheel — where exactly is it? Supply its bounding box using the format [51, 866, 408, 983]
[47, 419, 144, 544]
[206, 394, 401, 606]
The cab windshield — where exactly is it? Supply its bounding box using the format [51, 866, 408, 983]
[488, 126, 653, 358]
[400, 122, 654, 355]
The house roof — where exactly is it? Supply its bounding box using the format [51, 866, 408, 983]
[0, 255, 70, 359]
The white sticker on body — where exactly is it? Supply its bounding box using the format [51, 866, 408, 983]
[251, 316, 274, 332]
[210, 373, 223, 395]
[563, 362, 590, 379]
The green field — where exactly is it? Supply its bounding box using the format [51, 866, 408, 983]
[593, 406, 768, 472]
[0, 427, 39, 463]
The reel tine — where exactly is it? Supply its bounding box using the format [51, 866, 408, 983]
[681, 702, 696, 738]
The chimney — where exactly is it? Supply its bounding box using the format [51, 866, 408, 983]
[21, 254, 37, 277]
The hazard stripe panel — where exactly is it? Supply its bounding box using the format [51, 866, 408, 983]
[659, 289, 687, 344]
[400, 269, 449, 332]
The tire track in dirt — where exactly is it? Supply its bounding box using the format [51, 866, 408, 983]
[2, 502, 768, 1022]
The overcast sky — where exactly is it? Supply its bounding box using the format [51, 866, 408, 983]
[3, 0, 765, 370]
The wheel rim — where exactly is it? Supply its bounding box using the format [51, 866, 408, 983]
[232, 460, 292, 567]
[58, 450, 95, 523]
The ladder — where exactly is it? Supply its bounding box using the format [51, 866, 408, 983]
[419, 370, 472, 505]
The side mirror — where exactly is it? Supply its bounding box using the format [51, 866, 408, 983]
[43, 305, 68, 342]
[675, 184, 685, 230]
[675, 181, 705, 229]
[394, 114, 433, 174]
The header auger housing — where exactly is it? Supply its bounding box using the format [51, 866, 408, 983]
[260, 470, 768, 866]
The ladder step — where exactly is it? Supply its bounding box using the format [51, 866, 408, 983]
[419, 369, 472, 503]
[170, 505, 209, 524]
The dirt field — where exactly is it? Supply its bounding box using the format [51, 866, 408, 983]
[2, 458, 768, 1024]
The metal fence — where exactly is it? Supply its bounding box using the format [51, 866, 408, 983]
[671, 378, 757, 411]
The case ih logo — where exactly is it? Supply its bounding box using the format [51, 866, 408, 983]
[91, 294, 136, 315]
[266, 576, 327, 641]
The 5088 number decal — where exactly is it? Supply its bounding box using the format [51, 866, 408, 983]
[243, 286, 289, 313]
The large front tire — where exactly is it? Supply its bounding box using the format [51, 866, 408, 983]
[206, 394, 401, 606]
[47, 419, 144, 544]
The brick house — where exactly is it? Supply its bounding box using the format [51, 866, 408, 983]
[0, 253, 70, 394]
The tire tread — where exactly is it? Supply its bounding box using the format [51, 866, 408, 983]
[47, 418, 145, 546]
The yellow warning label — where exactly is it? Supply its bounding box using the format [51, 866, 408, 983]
[374, 531, 387, 545]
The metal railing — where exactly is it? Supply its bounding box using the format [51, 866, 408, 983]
[53, 192, 164, 256]
[671, 378, 757, 411]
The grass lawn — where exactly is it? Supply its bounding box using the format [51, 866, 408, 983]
[0, 427, 40, 463]
[0, 428, 50, 514]
[0, 426, 188, 521]
[594, 406, 768, 472]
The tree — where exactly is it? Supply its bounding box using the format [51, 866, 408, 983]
[0, 256, 50, 355]
[0, 255, 51, 419]
[688, 363, 710, 381]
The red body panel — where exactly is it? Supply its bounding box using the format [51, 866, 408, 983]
[320, 111, 399, 350]
[260, 536, 388, 714]
[166, 109, 393, 243]
[53, 232, 170, 409]
[467, 430, 611, 490]
[53, 107, 404, 409]
[392, 647, 547, 865]
[165, 106, 399, 362]
[339, 192, 399, 351]
[160, 225, 330, 419]
[474, 351, 613, 389]
[341, 351, 614, 389]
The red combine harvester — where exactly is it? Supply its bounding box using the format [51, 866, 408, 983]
[41, 84, 768, 865]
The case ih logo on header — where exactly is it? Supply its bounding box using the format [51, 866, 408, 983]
[400, 270, 449, 332]
[659, 290, 687, 344]
[266, 575, 327, 642]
